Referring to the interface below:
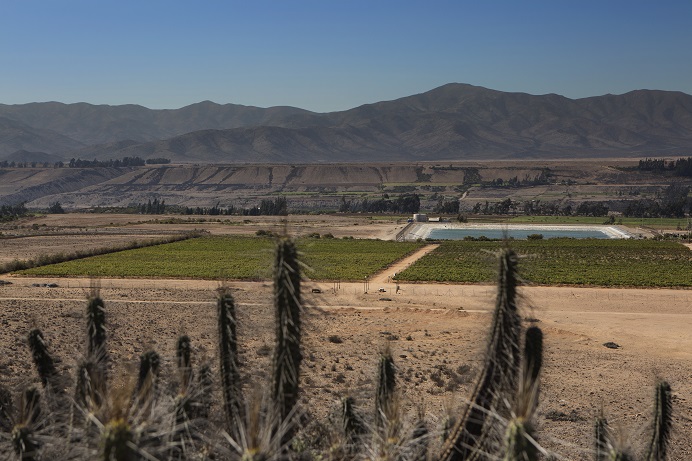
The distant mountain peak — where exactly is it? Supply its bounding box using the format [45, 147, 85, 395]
[1, 85, 691, 163]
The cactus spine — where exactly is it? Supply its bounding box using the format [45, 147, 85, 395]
[271, 238, 302, 427]
[522, 326, 543, 389]
[503, 418, 537, 461]
[101, 417, 134, 461]
[135, 350, 160, 418]
[27, 329, 59, 391]
[218, 289, 243, 436]
[503, 326, 544, 461]
[375, 347, 396, 432]
[87, 293, 107, 360]
[0, 385, 12, 433]
[11, 387, 41, 461]
[410, 412, 429, 461]
[341, 396, 366, 448]
[174, 335, 194, 422]
[195, 363, 213, 420]
[645, 381, 672, 461]
[441, 248, 522, 461]
[176, 335, 193, 393]
[594, 416, 610, 461]
[75, 358, 107, 413]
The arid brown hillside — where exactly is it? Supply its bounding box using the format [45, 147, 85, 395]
[5, 160, 689, 213]
[1, 84, 691, 163]
[0, 167, 134, 206]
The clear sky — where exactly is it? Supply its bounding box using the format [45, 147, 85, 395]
[1, 0, 690, 112]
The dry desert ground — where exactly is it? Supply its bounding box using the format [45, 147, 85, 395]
[0, 214, 690, 459]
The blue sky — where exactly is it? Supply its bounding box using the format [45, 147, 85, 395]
[1, 0, 690, 111]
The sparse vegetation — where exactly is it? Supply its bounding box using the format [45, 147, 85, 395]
[47, 202, 65, 214]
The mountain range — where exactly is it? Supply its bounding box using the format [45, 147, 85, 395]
[2, 83, 691, 163]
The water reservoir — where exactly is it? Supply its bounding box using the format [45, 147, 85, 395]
[409, 224, 631, 240]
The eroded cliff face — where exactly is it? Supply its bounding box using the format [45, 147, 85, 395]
[2, 161, 687, 213]
[4, 163, 499, 209]
[0, 167, 133, 206]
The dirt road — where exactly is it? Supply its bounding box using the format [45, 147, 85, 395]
[368, 244, 439, 285]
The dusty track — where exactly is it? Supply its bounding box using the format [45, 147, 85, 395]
[368, 244, 439, 285]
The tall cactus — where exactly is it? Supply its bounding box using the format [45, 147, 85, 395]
[195, 363, 213, 420]
[173, 335, 194, 430]
[101, 418, 134, 461]
[135, 350, 161, 415]
[410, 411, 429, 461]
[271, 238, 302, 427]
[86, 292, 108, 372]
[176, 335, 193, 393]
[645, 381, 672, 461]
[74, 358, 107, 413]
[503, 419, 537, 461]
[440, 248, 522, 461]
[0, 385, 12, 433]
[341, 395, 366, 451]
[11, 387, 41, 461]
[218, 289, 243, 437]
[503, 326, 544, 461]
[610, 450, 634, 461]
[522, 327, 543, 390]
[594, 415, 610, 461]
[27, 329, 59, 391]
[375, 347, 396, 432]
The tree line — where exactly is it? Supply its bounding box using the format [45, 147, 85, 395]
[470, 182, 690, 218]
[338, 193, 421, 213]
[133, 196, 289, 216]
[0, 156, 171, 168]
[623, 183, 691, 218]
[483, 169, 552, 187]
[472, 199, 610, 217]
[68, 157, 146, 168]
[638, 157, 692, 176]
[0, 203, 28, 222]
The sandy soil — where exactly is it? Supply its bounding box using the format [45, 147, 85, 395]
[0, 276, 690, 459]
[19, 213, 403, 239]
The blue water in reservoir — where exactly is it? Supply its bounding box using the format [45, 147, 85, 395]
[428, 228, 612, 240]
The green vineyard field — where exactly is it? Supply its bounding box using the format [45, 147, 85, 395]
[397, 239, 692, 287]
[21, 236, 422, 281]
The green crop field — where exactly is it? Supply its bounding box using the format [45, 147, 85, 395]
[396, 239, 692, 287]
[20, 236, 422, 281]
[298, 238, 421, 280]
